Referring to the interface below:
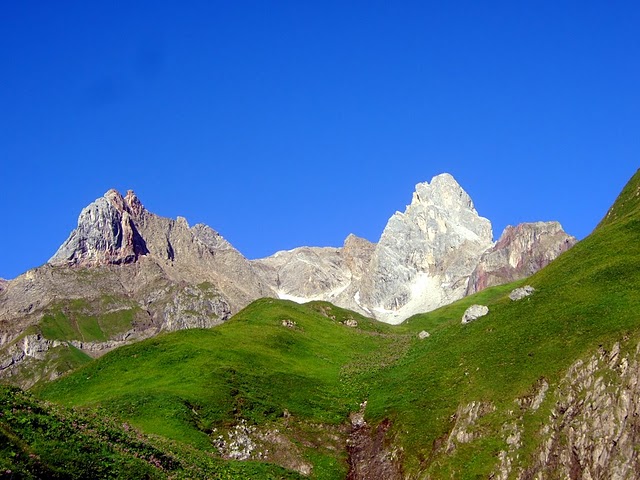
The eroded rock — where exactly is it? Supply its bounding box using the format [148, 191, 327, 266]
[492, 341, 640, 479]
[347, 401, 403, 480]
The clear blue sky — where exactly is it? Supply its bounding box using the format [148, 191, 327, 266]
[1, 1, 638, 279]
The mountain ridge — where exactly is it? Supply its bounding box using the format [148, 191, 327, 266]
[0, 173, 575, 386]
[255, 173, 575, 323]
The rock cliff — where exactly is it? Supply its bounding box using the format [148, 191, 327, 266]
[50, 189, 149, 266]
[251, 234, 375, 308]
[491, 340, 640, 479]
[48, 188, 272, 312]
[358, 173, 493, 323]
[466, 222, 576, 295]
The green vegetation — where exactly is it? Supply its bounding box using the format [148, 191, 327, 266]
[39, 298, 139, 342]
[10, 345, 94, 390]
[0, 386, 302, 479]
[6, 169, 640, 478]
[36, 300, 402, 477]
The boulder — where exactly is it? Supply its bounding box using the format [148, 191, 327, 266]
[509, 285, 535, 301]
[462, 305, 489, 324]
[418, 330, 430, 339]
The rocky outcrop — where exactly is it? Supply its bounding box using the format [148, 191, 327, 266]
[158, 284, 231, 332]
[492, 341, 640, 479]
[466, 222, 576, 295]
[446, 401, 495, 452]
[0, 334, 60, 371]
[50, 189, 149, 266]
[253, 246, 350, 302]
[252, 234, 375, 311]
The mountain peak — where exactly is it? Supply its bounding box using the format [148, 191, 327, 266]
[124, 190, 144, 216]
[49, 189, 149, 266]
[102, 189, 145, 217]
[412, 173, 475, 213]
[359, 175, 494, 322]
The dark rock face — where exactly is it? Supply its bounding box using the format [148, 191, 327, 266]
[347, 417, 403, 480]
[466, 222, 576, 295]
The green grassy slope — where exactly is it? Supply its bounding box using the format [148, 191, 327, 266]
[0, 385, 303, 479]
[16, 169, 640, 478]
[38, 298, 141, 342]
[35, 300, 405, 479]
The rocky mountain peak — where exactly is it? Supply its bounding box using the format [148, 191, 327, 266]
[125, 190, 144, 216]
[49, 189, 149, 266]
[102, 189, 145, 217]
[37, 174, 576, 329]
[252, 173, 574, 324]
[359, 174, 494, 322]
[411, 173, 476, 213]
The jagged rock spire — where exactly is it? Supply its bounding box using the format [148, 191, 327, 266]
[49, 189, 148, 266]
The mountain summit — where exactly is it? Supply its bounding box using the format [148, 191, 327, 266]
[256, 174, 575, 323]
[50, 189, 149, 266]
[359, 173, 494, 322]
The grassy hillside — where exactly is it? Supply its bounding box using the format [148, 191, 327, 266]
[10, 169, 640, 478]
[38, 298, 141, 343]
[0, 385, 304, 479]
[35, 301, 405, 479]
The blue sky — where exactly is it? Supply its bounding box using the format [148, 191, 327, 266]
[1, 1, 639, 279]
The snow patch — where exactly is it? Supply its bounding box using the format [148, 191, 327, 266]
[276, 281, 351, 305]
